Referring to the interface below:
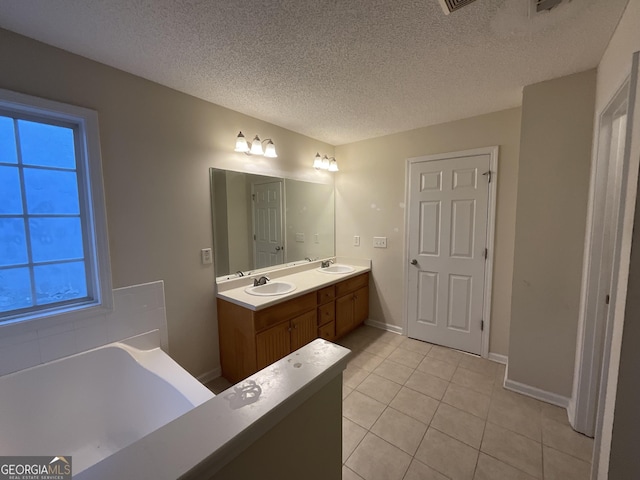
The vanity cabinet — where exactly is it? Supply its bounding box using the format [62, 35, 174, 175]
[317, 285, 336, 341]
[218, 272, 369, 383]
[256, 310, 317, 370]
[335, 276, 369, 338]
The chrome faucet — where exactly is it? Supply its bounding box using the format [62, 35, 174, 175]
[321, 259, 335, 268]
[253, 276, 270, 286]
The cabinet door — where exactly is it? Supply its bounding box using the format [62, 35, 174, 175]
[318, 321, 336, 341]
[256, 322, 291, 370]
[354, 285, 369, 326]
[291, 310, 317, 351]
[335, 294, 354, 338]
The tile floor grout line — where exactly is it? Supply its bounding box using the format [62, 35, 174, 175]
[340, 326, 592, 480]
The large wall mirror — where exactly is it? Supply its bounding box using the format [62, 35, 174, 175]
[210, 168, 335, 280]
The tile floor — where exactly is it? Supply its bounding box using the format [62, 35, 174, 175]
[205, 324, 594, 480]
[336, 325, 594, 480]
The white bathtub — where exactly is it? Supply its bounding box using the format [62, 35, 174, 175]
[0, 330, 214, 476]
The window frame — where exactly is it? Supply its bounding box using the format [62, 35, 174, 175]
[0, 88, 112, 329]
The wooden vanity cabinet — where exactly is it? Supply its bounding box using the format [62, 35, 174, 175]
[317, 285, 336, 341]
[256, 309, 317, 370]
[336, 275, 369, 337]
[218, 272, 369, 383]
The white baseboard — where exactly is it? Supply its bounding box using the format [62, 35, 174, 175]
[504, 376, 570, 408]
[197, 366, 222, 385]
[364, 319, 404, 335]
[488, 352, 508, 364]
[567, 397, 577, 429]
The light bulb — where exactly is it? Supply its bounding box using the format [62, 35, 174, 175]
[264, 140, 277, 158]
[313, 153, 323, 169]
[328, 159, 339, 172]
[250, 135, 263, 155]
[234, 131, 249, 153]
[321, 155, 330, 170]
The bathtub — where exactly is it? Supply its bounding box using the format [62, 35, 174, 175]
[0, 330, 214, 476]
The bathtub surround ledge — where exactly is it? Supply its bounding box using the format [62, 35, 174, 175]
[77, 339, 350, 480]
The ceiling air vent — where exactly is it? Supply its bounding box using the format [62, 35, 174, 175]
[437, 0, 478, 15]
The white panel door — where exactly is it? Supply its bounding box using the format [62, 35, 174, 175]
[252, 181, 284, 269]
[407, 153, 490, 354]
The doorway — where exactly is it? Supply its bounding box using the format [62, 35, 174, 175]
[405, 147, 498, 356]
[572, 78, 630, 439]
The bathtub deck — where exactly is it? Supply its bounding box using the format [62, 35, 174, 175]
[75, 339, 350, 480]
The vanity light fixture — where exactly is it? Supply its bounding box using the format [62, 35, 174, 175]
[313, 152, 339, 172]
[234, 131, 278, 158]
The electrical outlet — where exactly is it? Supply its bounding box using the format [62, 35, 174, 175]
[295, 233, 305, 242]
[373, 236, 387, 248]
[354, 235, 360, 246]
[314, 233, 319, 243]
[201, 248, 213, 265]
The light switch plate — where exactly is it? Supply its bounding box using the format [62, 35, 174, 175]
[373, 237, 387, 248]
[354, 235, 360, 246]
[295, 233, 305, 242]
[201, 248, 213, 264]
[314, 233, 319, 243]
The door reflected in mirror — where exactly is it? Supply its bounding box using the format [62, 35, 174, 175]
[210, 168, 335, 280]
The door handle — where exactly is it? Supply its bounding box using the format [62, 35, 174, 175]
[275, 246, 282, 251]
[410, 259, 418, 265]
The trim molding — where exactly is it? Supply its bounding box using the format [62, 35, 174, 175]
[488, 352, 508, 365]
[504, 376, 570, 408]
[567, 397, 577, 428]
[197, 366, 222, 385]
[364, 319, 404, 335]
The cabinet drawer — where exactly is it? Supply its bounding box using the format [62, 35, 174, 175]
[318, 321, 335, 341]
[318, 301, 335, 326]
[317, 285, 335, 304]
[254, 292, 316, 332]
[336, 272, 369, 297]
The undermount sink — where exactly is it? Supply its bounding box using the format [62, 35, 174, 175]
[317, 264, 356, 274]
[244, 281, 296, 296]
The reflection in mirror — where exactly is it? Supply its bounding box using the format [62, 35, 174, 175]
[210, 168, 335, 279]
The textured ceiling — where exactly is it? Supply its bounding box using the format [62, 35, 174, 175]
[0, 0, 629, 145]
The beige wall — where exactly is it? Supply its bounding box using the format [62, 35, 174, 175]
[591, 0, 640, 477]
[284, 179, 335, 262]
[335, 108, 521, 355]
[508, 70, 596, 397]
[0, 28, 333, 377]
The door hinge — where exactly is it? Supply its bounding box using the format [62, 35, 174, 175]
[253, 234, 256, 240]
[481, 319, 484, 331]
[483, 248, 488, 260]
[483, 170, 492, 183]
[606, 294, 610, 305]
[252, 193, 256, 201]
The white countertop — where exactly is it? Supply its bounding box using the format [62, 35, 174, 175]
[216, 257, 371, 311]
[76, 339, 350, 480]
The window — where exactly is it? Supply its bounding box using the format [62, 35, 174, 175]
[0, 89, 111, 325]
